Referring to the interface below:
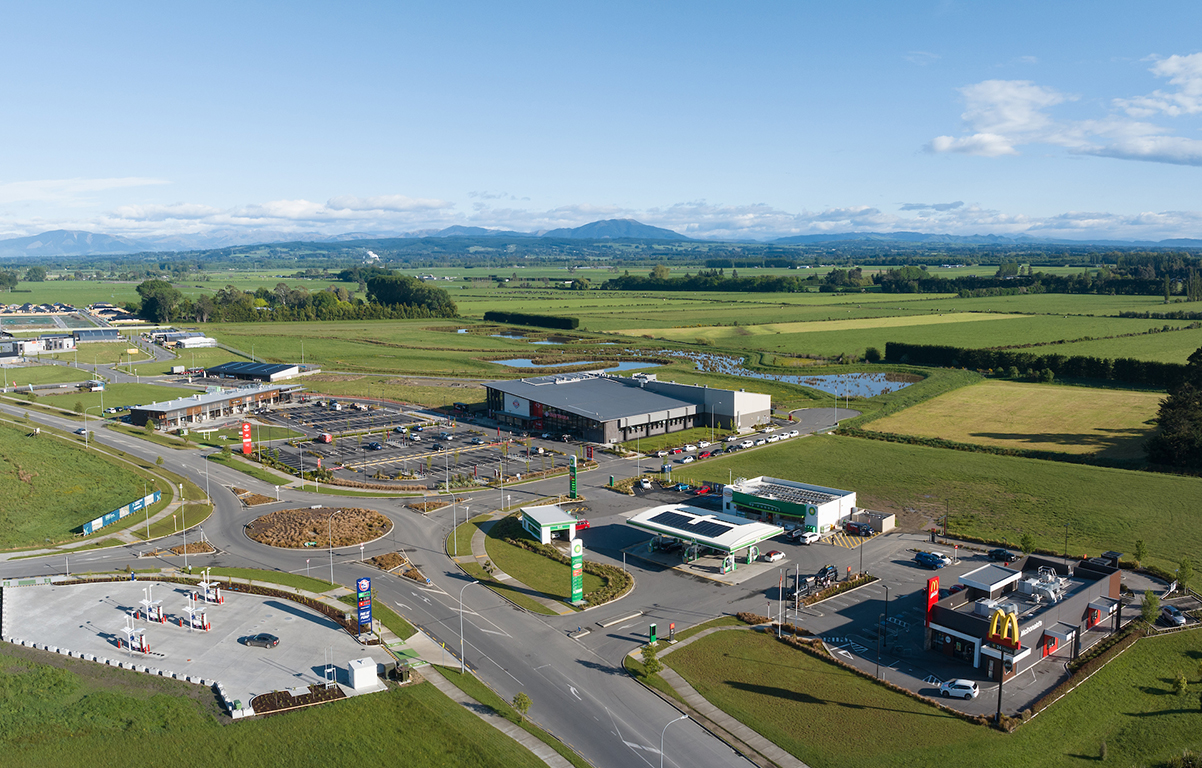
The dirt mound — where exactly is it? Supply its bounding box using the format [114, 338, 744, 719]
[170, 541, 216, 555]
[369, 552, 405, 571]
[245, 507, 392, 549]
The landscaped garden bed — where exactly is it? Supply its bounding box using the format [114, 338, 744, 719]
[250, 683, 346, 715]
[245, 507, 391, 549]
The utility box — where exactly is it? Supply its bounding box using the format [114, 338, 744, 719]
[348, 658, 376, 691]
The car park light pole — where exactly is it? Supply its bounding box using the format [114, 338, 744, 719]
[660, 714, 688, 768]
[460, 579, 479, 674]
[883, 584, 890, 648]
[876, 612, 884, 678]
[83, 405, 104, 448]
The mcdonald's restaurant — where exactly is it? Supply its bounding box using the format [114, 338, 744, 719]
[925, 554, 1123, 682]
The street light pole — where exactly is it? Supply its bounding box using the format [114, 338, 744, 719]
[328, 509, 343, 584]
[460, 579, 479, 674]
[660, 714, 689, 768]
[876, 612, 884, 678]
[883, 584, 890, 649]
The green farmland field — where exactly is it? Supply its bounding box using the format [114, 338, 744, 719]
[0, 420, 146, 548]
[0, 364, 93, 387]
[695, 433, 1202, 569]
[869, 380, 1163, 460]
[37, 383, 189, 412]
[663, 628, 1202, 768]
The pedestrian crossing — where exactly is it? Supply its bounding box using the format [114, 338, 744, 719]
[828, 531, 879, 549]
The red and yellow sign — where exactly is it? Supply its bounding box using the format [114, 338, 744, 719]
[241, 422, 252, 455]
[987, 608, 1021, 650]
[925, 576, 939, 626]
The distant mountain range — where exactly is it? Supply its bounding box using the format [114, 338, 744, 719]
[2, 221, 1200, 258]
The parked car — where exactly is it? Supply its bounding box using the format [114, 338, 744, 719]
[697, 440, 711, 448]
[394, 425, 406, 433]
[753, 438, 767, 446]
[845, 521, 874, 536]
[575, 519, 590, 530]
[639, 478, 652, 489]
[656, 450, 669, 457]
[791, 530, 821, 545]
[679, 455, 695, 464]
[725, 435, 740, 443]
[74, 427, 88, 436]
[786, 430, 800, 438]
[540, 432, 552, 439]
[683, 444, 698, 452]
[244, 633, 279, 648]
[1161, 605, 1187, 627]
[413, 425, 424, 432]
[948, 583, 968, 595]
[669, 447, 684, 455]
[694, 485, 712, 495]
[410, 434, 422, 442]
[366, 442, 384, 450]
[987, 548, 1016, 563]
[762, 550, 785, 563]
[915, 551, 946, 569]
[815, 564, 838, 587]
[432, 443, 446, 451]
[739, 440, 754, 449]
[698, 450, 713, 459]
[766, 434, 781, 443]
[939, 679, 979, 699]
[470, 437, 484, 445]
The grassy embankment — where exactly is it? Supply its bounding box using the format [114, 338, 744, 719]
[659, 628, 1202, 768]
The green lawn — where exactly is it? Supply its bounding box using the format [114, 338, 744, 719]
[459, 561, 559, 616]
[194, 424, 304, 448]
[132, 503, 212, 541]
[0, 421, 148, 548]
[662, 628, 1202, 768]
[0, 644, 549, 768]
[482, 517, 603, 604]
[129, 346, 249, 373]
[37, 382, 188, 411]
[0, 365, 92, 386]
[205, 566, 337, 592]
[700, 433, 1202, 570]
[206, 451, 294, 486]
[337, 594, 416, 639]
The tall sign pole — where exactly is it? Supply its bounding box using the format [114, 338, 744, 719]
[356, 577, 373, 640]
[570, 538, 584, 605]
[569, 454, 578, 500]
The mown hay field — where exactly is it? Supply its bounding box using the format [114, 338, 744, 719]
[868, 380, 1162, 460]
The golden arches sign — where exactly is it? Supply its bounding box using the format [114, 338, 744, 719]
[987, 609, 1021, 650]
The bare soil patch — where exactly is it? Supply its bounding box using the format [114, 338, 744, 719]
[245, 507, 392, 549]
[232, 487, 276, 506]
[251, 683, 346, 715]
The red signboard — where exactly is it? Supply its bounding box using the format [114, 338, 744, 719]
[241, 422, 252, 455]
[925, 576, 940, 627]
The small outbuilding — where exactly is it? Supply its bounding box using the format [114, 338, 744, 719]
[520, 504, 578, 544]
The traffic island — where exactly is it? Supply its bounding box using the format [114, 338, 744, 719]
[245, 507, 392, 548]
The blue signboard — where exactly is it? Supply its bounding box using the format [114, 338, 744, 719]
[355, 577, 372, 632]
[81, 491, 162, 535]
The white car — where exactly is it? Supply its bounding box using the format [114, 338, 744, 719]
[683, 444, 698, 452]
[655, 450, 669, 458]
[679, 455, 695, 464]
[762, 550, 785, 563]
[939, 679, 979, 699]
[786, 430, 800, 438]
[753, 438, 767, 446]
[725, 435, 739, 443]
[697, 440, 711, 448]
[74, 428, 88, 436]
[791, 530, 821, 545]
[739, 440, 754, 449]
[639, 478, 652, 489]
[767, 434, 781, 443]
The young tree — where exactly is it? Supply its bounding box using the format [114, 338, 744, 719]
[1133, 539, 1147, 568]
[1178, 558, 1194, 591]
[864, 347, 882, 364]
[74, 400, 85, 414]
[1174, 670, 1189, 696]
[640, 642, 663, 676]
[1142, 590, 1160, 624]
[511, 691, 532, 721]
[1019, 533, 1036, 554]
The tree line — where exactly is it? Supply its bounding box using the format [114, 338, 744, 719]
[132, 273, 456, 324]
[884, 341, 1190, 390]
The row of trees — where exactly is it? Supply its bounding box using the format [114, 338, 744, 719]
[1146, 348, 1202, 469]
[132, 273, 457, 324]
[875, 264, 1202, 298]
[884, 341, 1191, 390]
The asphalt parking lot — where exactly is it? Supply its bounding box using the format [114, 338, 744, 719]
[3, 580, 393, 709]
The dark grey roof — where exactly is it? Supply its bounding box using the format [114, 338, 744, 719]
[487, 373, 696, 422]
[74, 329, 121, 339]
[206, 361, 298, 378]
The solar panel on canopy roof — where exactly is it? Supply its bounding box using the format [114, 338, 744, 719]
[649, 510, 732, 539]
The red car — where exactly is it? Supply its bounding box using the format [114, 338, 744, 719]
[698, 451, 713, 459]
[694, 485, 712, 495]
[669, 448, 684, 455]
[575, 519, 590, 530]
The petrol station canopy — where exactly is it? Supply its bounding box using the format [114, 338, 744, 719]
[627, 504, 783, 552]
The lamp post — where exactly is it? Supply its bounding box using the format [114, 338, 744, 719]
[876, 612, 884, 678]
[660, 714, 689, 768]
[1064, 523, 1069, 564]
[459, 579, 479, 674]
[328, 509, 344, 584]
[883, 584, 890, 648]
[84, 405, 103, 449]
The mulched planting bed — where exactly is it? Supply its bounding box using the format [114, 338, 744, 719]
[245, 507, 392, 549]
[232, 487, 276, 505]
[370, 552, 405, 571]
[250, 683, 346, 714]
[408, 497, 464, 513]
[170, 541, 216, 555]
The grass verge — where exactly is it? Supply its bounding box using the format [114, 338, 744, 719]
[131, 503, 213, 541]
[481, 518, 604, 604]
[438, 668, 592, 768]
[336, 594, 416, 640]
[205, 566, 338, 593]
[459, 561, 558, 616]
[206, 452, 293, 486]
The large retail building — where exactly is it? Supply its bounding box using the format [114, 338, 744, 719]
[484, 372, 771, 443]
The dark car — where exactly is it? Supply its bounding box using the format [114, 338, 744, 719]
[366, 442, 384, 450]
[815, 564, 838, 587]
[244, 633, 279, 648]
[987, 548, 1015, 563]
[915, 551, 946, 569]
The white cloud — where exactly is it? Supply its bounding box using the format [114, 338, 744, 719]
[900, 201, 964, 212]
[327, 194, 452, 212]
[110, 203, 221, 221]
[931, 56, 1202, 167]
[905, 51, 940, 66]
[1116, 53, 1202, 117]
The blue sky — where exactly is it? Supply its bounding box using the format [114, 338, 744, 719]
[2, 1, 1202, 242]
